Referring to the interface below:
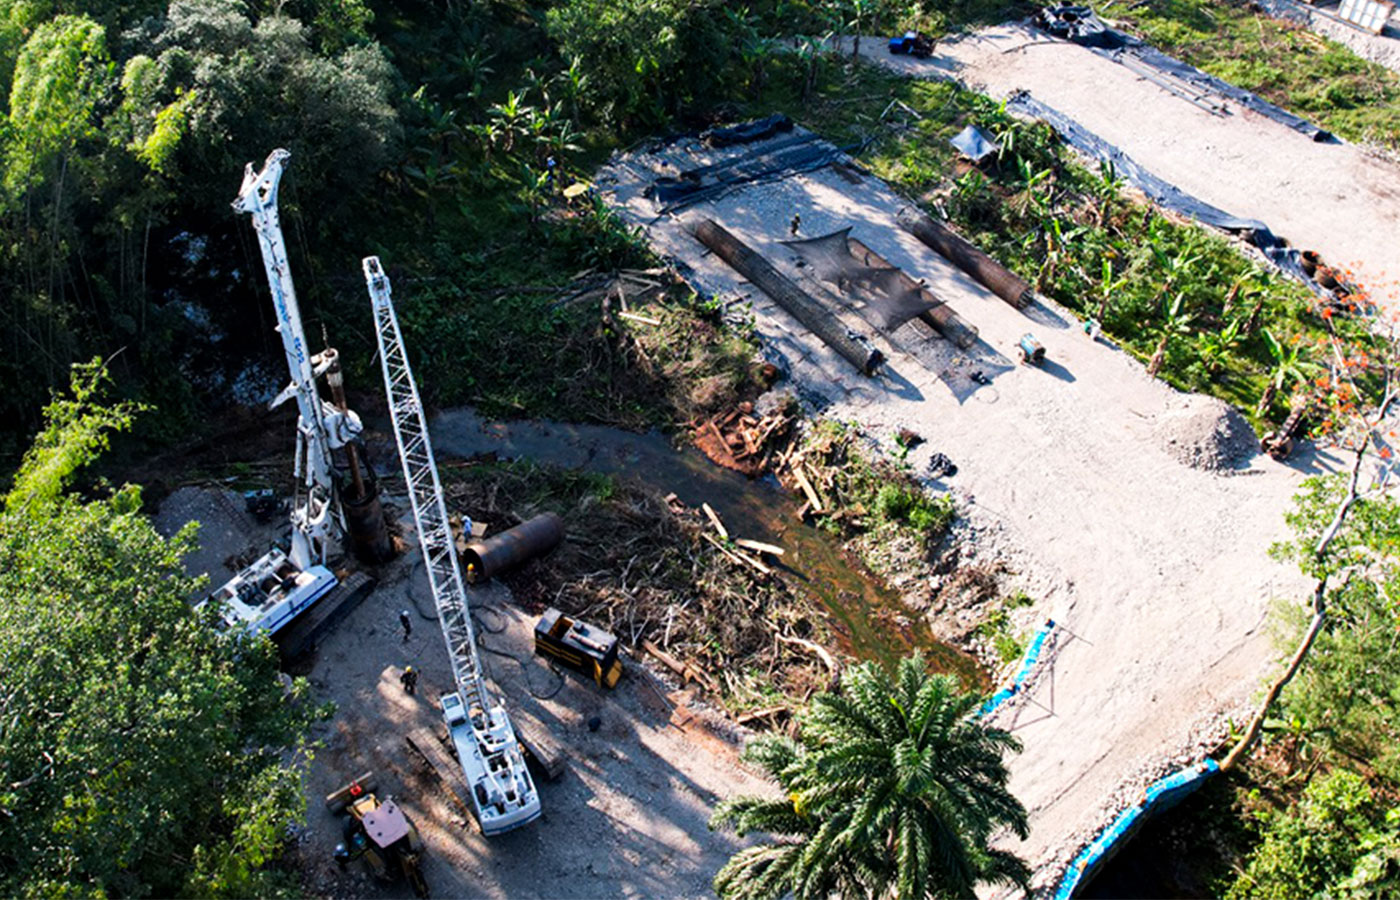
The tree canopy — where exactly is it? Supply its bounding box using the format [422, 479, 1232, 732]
[0, 360, 318, 897]
[711, 653, 1029, 900]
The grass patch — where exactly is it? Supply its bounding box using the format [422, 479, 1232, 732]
[1097, 0, 1400, 148]
[799, 419, 958, 547]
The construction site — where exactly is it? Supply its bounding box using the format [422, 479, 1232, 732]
[93, 2, 1398, 899]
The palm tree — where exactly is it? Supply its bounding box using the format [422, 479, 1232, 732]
[711, 654, 1030, 900]
[1257, 329, 1316, 418]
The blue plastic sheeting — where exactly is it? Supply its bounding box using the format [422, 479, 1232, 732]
[950, 125, 1000, 163]
[977, 620, 1056, 719]
[1032, 4, 1331, 141]
[1054, 759, 1221, 899]
[1005, 91, 1325, 295]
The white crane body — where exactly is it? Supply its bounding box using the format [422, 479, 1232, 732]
[206, 149, 364, 636]
[363, 255, 541, 836]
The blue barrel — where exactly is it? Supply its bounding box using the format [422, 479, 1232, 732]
[1019, 334, 1045, 364]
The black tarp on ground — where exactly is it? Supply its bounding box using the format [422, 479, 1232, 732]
[1006, 90, 1324, 292]
[1032, 4, 1333, 141]
[650, 133, 846, 211]
[701, 114, 794, 147]
[782, 228, 940, 330]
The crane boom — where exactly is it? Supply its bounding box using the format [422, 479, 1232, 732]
[363, 255, 541, 835]
[233, 148, 362, 571]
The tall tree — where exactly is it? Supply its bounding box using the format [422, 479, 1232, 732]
[0, 360, 320, 897]
[712, 654, 1029, 899]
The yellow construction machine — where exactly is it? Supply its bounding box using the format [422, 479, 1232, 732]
[327, 771, 429, 897]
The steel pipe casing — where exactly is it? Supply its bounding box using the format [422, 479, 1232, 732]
[691, 218, 884, 374]
[897, 207, 1033, 310]
[462, 513, 565, 582]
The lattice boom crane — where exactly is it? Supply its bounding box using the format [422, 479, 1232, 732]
[362, 255, 541, 836]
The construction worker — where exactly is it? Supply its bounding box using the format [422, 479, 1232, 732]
[790, 213, 801, 236]
[399, 609, 412, 641]
[400, 665, 419, 695]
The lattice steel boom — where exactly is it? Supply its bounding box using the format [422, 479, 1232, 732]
[363, 256, 540, 835]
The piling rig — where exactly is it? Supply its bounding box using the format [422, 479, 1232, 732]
[203, 149, 390, 643]
[362, 255, 542, 835]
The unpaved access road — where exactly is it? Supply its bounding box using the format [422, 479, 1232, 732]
[854, 24, 1400, 299]
[598, 134, 1337, 892]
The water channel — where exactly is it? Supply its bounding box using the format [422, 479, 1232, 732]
[425, 408, 987, 690]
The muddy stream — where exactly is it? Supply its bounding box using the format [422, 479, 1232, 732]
[425, 409, 986, 690]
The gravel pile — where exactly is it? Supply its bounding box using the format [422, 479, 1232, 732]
[1155, 396, 1259, 471]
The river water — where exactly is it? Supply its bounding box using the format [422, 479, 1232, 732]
[425, 408, 986, 690]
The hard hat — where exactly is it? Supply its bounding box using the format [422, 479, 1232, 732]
[405, 665, 414, 673]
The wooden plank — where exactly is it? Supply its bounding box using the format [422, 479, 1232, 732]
[510, 709, 567, 782]
[404, 727, 473, 815]
[792, 465, 824, 513]
[735, 538, 785, 557]
[700, 531, 771, 575]
[702, 502, 729, 539]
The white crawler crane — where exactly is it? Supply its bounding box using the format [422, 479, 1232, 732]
[363, 255, 541, 835]
[205, 149, 368, 637]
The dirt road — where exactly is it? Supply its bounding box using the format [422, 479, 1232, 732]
[857, 24, 1400, 299]
[598, 136, 1332, 891]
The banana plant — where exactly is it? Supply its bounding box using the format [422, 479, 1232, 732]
[1095, 258, 1130, 322]
[1257, 329, 1318, 418]
[1194, 316, 1243, 379]
[1147, 292, 1194, 378]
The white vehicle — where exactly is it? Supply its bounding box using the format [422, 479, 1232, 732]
[364, 255, 542, 835]
[440, 692, 542, 834]
[203, 547, 336, 635]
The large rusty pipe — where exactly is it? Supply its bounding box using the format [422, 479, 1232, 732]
[462, 513, 565, 583]
[691, 218, 883, 374]
[845, 235, 979, 349]
[344, 480, 394, 563]
[897, 207, 1033, 310]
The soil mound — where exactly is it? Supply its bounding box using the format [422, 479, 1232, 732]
[1155, 396, 1259, 471]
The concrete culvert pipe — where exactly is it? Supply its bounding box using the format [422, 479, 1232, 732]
[462, 513, 565, 583]
[897, 207, 1034, 310]
[690, 217, 884, 374]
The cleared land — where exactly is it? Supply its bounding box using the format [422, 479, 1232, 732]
[854, 24, 1400, 300]
[597, 132, 1332, 890]
[154, 486, 766, 900]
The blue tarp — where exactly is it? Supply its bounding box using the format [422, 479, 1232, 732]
[978, 620, 1056, 719]
[950, 124, 1000, 163]
[1005, 91, 1325, 294]
[1032, 4, 1332, 141]
[1054, 759, 1221, 899]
